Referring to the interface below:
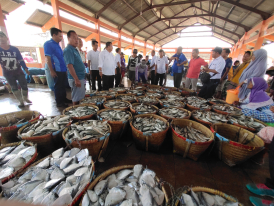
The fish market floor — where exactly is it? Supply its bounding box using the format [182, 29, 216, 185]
[0, 80, 270, 206]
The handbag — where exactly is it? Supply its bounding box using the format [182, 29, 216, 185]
[199, 71, 217, 84]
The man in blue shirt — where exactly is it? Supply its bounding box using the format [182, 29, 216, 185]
[44, 28, 71, 107]
[169, 46, 187, 88]
[63, 30, 86, 105]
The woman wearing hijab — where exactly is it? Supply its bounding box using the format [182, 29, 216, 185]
[234, 77, 274, 122]
[238, 49, 268, 101]
[135, 59, 148, 83]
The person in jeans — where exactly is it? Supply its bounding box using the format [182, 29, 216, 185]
[149, 50, 156, 84]
[155, 49, 168, 86]
[185, 49, 208, 91]
[135, 59, 148, 83]
[127, 49, 139, 86]
[98, 42, 116, 90]
[114, 48, 121, 87]
[169, 46, 187, 88]
[198, 47, 226, 99]
[44, 28, 71, 107]
[87, 40, 101, 91]
[0, 32, 31, 108]
[63, 30, 86, 105]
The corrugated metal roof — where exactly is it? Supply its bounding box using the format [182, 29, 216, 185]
[0, 0, 24, 15]
[25, 9, 52, 27]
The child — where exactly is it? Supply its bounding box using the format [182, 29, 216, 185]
[135, 59, 148, 84]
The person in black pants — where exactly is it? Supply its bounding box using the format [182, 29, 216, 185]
[155, 49, 168, 86]
[149, 50, 156, 85]
[114, 48, 122, 87]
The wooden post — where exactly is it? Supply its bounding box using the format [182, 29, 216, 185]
[144, 42, 147, 56]
[51, 0, 65, 48]
[118, 30, 121, 48]
[254, 20, 266, 50]
[95, 21, 101, 51]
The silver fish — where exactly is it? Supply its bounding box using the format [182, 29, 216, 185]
[63, 163, 82, 174]
[74, 167, 89, 177]
[105, 187, 126, 206]
[60, 157, 73, 169]
[65, 106, 98, 118]
[186, 96, 210, 109]
[95, 91, 117, 98]
[36, 157, 50, 168]
[117, 95, 136, 102]
[127, 89, 144, 96]
[87, 190, 99, 203]
[116, 169, 133, 180]
[51, 167, 65, 179]
[132, 103, 157, 114]
[107, 174, 118, 189]
[82, 193, 91, 206]
[104, 100, 130, 109]
[31, 168, 49, 181]
[159, 107, 189, 119]
[146, 92, 162, 99]
[0, 166, 14, 179]
[17, 146, 36, 158]
[44, 178, 63, 190]
[81, 97, 105, 104]
[52, 148, 64, 159]
[76, 148, 89, 162]
[133, 164, 143, 179]
[94, 180, 108, 196]
[160, 99, 185, 108]
[6, 156, 26, 170]
[173, 125, 210, 142]
[41, 191, 57, 206]
[99, 110, 131, 121]
[52, 193, 73, 206]
[69, 148, 81, 157]
[28, 182, 47, 198]
[137, 96, 158, 104]
[140, 184, 153, 206]
[133, 116, 167, 133]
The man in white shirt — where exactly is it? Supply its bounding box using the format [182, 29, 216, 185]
[155, 49, 168, 86]
[114, 47, 122, 87]
[87, 40, 101, 91]
[198, 47, 226, 99]
[98, 42, 116, 90]
[148, 50, 156, 84]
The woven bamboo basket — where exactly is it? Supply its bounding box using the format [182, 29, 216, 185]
[231, 118, 267, 133]
[213, 123, 265, 166]
[179, 88, 195, 96]
[212, 104, 242, 115]
[116, 94, 137, 103]
[39, 76, 47, 85]
[18, 115, 71, 157]
[32, 75, 42, 84]
[171, 119, 214, 161]
[126, 90, 145, 96]
[145, 92, 164, 99]
[162, 86, 178, 92]
[134, 85, 147, 90]
[85, 91, 97, 97]
[175, 186, 243, 206]
[109, 88, 127, 94]
[136, 96, 159, 106]
[97, 109, 132, 140]
[130, 114, 169, 152]
[80, 96, 106, 109]
[62, 120, 111, 161]
[186, 104, 212, 111]
[147, 88, 163, 94]
[130, 103, 159, 115]
[158, 98, 186, 109]
[63, 104, 99, 121]
[208, 98, 228, 105]
[79, 165, 168, 206]
[0, 111, 40, 145]
[103, 99, 131, 111]
[0, 141, 37, 184]
[95, 91, 117, 100]
[148, 84, 162, 89]
[163, 91, 182, 96]
[159, 107, 191, 121]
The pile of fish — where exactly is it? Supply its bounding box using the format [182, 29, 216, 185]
[147, 88, 162, 93]
[96, 91, 117, 98]
[6, 117, 30, 127]
[65, 120, 110, 141]
[85, 90, 97, 96]
[186, 96, 210, 109]
[109, 88, 127, 92]
[99, 110, 131, 121]
[131, 104, 157, 114]
[159, 99, 185, 108]
[228, 115, 265, 131]
[134, 86, 145, 90]
[82, 164, 165, 206]
[159, 108, 189, 119]
[0, 141, 36, 180]
[165, 94, 185, 101]
[146, 92, 163, 99]
[117, 95, 136, 102]
[1, 147, 93, 206]
[80, 97, 105, 105]
[173, 125, 210, 142]
[64, 106, 98, 118]
[181, 189, 239, 206]
[127, 90, 144, 96]
[192, 111, 228, 124]
[137, 96, 158, 104]
[208, 97, 227, 105]
[19, 116, 70, 138]
[104, 100, 130, 109]
[213, 104, 242, 115]
[133, 116, 167, 133]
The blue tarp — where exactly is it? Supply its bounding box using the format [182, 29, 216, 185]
[22, 67, 45, 83]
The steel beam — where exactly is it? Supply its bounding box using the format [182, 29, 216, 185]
[95, 0, 118, 18]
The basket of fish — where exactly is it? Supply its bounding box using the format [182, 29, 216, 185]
[177, 186, 242, 206]
[80, 96, 106, 108]
[18, 115, 71, 156]
[159, 107, 191, 120]
[192, 110, 229, 127]
[208, 97, 228, 105]
[136, 96, 159, 106]
[212, 123, 265, 166]
[109, 87, 127, 94]
[1, 147, 95, 206]
[134, 85, 146, 91]
[130, 114, 169, 152]
[97, 109, 132, 140]
[126, 89, 145, 96]
[130, 103, 159, 115]
[148, 84, 162, 89]
[185, 96, 211, 111]
[103, 100, 131, 111]
[0, 141, 37, 184]
[158, 98, 185, 108]
[163, 90, 181, 96]
[63, 120, 111, 161]
[171, 119, 214, 161]
[212, 104, 242, 115]
[165, 94, 185, 102]
[80, 164, 168, 206]
[95, 91, 117, 100]
[147, 88, 163, 94]
[0, 111, 40, 145]
[162, 86, 178, 92]
[145, 92, 164, 99]
[116, 94, 137, 103]
[228, 115, 266, 132]
[85, 90, 97, 97]
[179, 88, 195, 96]
[63, 104, 99, 121]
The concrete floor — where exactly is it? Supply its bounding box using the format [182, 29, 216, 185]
[0, 76, 270, 205]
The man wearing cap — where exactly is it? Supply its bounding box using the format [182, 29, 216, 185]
[169, 46, 187, 88]
[0, 32, 32, 107]
[127, 49, 139, 86]
[198, 47, 226, 99]
[148, 50, 156, 84]
[155, 49, 168, 86]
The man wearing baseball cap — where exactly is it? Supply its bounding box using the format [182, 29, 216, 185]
[198, 47, 226, 99]
[127, 49, 139, 86]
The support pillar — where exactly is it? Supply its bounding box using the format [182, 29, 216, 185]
[95, 21, 101, 51]
[144, 42, 147, 56]
[118, 30, 121, 48]
[254, 20, 266, 50]
[209, 53, 212, 63]
[51, 0, 65, 48]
